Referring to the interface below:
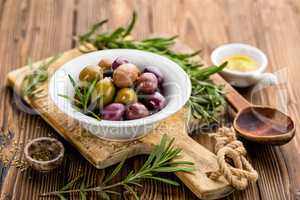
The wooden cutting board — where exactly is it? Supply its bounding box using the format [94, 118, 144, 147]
[6, 48, 234, 200]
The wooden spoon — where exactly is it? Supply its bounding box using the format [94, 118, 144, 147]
[212, 74, 295, 145]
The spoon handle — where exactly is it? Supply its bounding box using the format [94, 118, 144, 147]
[210, 74, 251, 112]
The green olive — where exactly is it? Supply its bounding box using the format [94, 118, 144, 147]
[92, 78, 116, 107]
[115, 88, 137, 105]
[79, 65, 103, 83]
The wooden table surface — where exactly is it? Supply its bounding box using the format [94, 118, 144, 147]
[0, 0, 299, 199]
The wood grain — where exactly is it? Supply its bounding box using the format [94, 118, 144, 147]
[0, 1, 74, 200]
[0, 0, 299, 199]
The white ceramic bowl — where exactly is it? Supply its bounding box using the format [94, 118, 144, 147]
[211, 43, 269, 87]
[49, 49, 191, 141]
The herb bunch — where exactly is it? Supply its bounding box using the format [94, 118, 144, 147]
[78, 12, 227, 124]
[59, 75, 101, 120]
[40, 135, 194, 199]
[22, 54, 61, 98]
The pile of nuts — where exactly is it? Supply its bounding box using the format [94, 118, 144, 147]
[76, 57, 166, 121]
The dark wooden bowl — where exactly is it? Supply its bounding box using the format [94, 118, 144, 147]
[24, 137, 64, 172]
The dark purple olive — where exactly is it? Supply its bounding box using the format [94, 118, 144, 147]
[144, 66, 164, 84]
[112, 57, 129, 70]
[139, 92, 166, 111]
[102, 103, 125, 121]
[136, 73, 158, 94]
[126, 103, 149, 120]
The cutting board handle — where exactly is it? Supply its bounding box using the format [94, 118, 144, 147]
[142, 133, 233, 200]
[173, 135, 233, 199]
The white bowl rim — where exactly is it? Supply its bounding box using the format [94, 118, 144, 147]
[211, 43, 268, 76]
[49, 49, 192, 128]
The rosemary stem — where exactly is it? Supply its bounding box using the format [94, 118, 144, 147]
[40, 182, 124, 197]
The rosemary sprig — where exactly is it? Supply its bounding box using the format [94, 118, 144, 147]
[40, 135, 194, 199]
[22, 54, 61, 98]
[77, 12, 227, 124]
[59, 74, 100, 120]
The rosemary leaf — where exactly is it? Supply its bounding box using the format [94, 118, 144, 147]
[152, 167, 194, 173]
[123, 11, 136, 37]
[102, 159, 126, 185]
[105, 190, 121, 195]
[99, 191, 111, 200]
[123, 184, 139, 200]
[57, 194, 67, 200]
[79, 19, 109, 43]
[62, 74, 100, 120]
[148, 177, 180, 186]
[83, 79, 97, 112]
[61, 174, 84, 190]
[86, 110, 101, 121]
[79, 181, 87, 200]
[22, 54, 61, 98]
[58, 94, 83, 106]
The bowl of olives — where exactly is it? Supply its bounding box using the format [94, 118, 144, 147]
[49, 49, 191, 141]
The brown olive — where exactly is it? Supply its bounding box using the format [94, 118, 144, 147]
[98, 59, 113, 71]
[79, 65, 103, 83]
[113, 63, 140, 88]
[115, 88, 137, 105]
[92, 78, 116, 107]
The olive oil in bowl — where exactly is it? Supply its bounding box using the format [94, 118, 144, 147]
[211, 43, 269, 87]
[223, 55, 258, 72]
